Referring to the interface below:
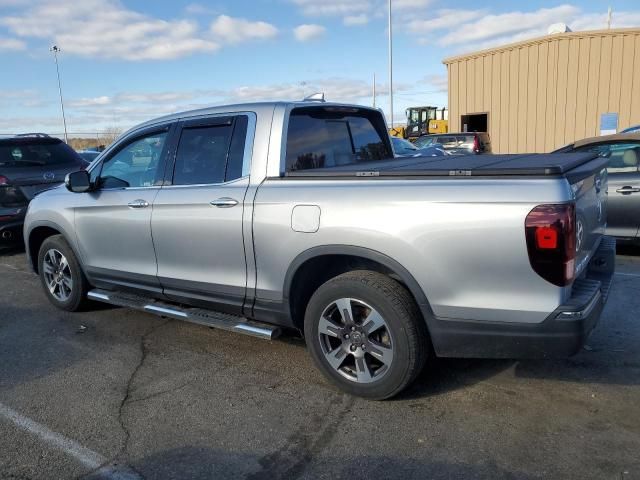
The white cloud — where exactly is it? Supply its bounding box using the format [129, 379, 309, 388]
[290, 0, 370, 17]
[184, 3, 221, 16]
[424, 74, 447, 93]
[0, 0, 219, 60]
[393, 0, 431, 9]
[344, 14, 369, 26]
[0, 36, 25, 50]
[570, 10, 640, 31]
[210, 15, 279, 44]
[403, 4, 640, 53]
[0, 77, 419, 133]
[437, 5, 580, 47]
[407, 9, 485, 34]
[293, 24, 326, 42]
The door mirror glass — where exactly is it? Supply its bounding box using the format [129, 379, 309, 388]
[65, 170, 91, 193]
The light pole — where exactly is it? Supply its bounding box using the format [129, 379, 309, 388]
[50, 45, 68, 143]
[388, 0, 394, 128]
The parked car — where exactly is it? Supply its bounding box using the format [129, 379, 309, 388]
[77, 149, 101, 163]
[390, 137, 446, 157]
[391, 137, 420, 156]
[620, 125, 640, 134]
[24, 101, 613, 399]
[415, 132, 492, 155]
[554, 132, 640, 244]
[0, 134, 86, 245]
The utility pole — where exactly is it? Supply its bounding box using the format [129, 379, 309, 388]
[50, 45, 68, 143]
[606, 7, 612, 29]
[372, 72, 376, 108]
[388, 0, 393, 128]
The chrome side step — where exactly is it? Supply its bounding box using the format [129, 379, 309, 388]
[87, 289, 280, 340]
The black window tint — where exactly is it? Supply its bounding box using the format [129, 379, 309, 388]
[285, 107, 392, 171]
[0, 140, 80, 167]
[173, 125, 232, 185]
[225, 115, 248, 181]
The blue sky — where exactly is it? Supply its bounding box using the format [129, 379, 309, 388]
[1, 0, 639, 135]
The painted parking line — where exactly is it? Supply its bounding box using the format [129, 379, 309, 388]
[615, 272, 640, 278]
[0, 402, 141, 479]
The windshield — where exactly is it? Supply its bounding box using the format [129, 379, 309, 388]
[414, 136, 435, 148]
[0, 141, 80, 167]
[392, 137, 418, 153]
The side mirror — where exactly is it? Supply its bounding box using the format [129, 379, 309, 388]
[65, 170, 91, 193]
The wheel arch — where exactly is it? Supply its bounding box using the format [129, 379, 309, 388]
[27, 222, 77, 274]
[283, 245, 434, 332]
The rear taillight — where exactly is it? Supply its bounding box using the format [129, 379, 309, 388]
[473, 136, 480, 153]
[0, 175, 8, 186]
[525, 203, 576, 287]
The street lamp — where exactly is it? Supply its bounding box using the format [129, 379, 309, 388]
[50, 45, 68, 143]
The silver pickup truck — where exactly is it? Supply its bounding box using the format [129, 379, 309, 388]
[23, 100, 615, 399]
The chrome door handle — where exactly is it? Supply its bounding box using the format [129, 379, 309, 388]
[127, 199, 149, 208]
[616, 186, 640, 194]
[210, 197, 238, 208]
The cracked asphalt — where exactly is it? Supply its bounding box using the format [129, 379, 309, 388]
[1, 246, 639, 480]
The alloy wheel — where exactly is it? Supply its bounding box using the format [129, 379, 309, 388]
[42, 248, 73, 302]
[317, 298, 394, 384]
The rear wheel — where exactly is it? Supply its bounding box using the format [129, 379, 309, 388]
[304, 271, 429, 400]
[38, 235, 89, 312]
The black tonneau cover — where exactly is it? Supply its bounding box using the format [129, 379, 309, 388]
[285, 152, 607, 183]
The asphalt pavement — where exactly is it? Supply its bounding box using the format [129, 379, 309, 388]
[1, 246, 639, 480]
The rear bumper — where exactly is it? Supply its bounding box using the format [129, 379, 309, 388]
[430, 236, 616, 359]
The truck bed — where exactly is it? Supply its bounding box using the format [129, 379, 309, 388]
[285, 152, 607, 182]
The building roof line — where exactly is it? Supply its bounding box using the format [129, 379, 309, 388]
[442, 27, 640, 64]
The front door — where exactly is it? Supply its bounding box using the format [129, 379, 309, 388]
[74, 126, 173, 293]
[152, 114, 251, 312]
[576, 142, 640, 239]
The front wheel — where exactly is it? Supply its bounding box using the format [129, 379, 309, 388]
[38, 235, 90, 312]
[304, 271, 429, 400]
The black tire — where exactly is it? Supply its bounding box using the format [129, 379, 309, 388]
[37, 235, 90, 312]
[304, 270, 429, 400]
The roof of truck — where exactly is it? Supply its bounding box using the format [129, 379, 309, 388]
[128, 100, 381, 136]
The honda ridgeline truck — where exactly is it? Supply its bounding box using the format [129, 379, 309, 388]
[23, 100, 615, 399]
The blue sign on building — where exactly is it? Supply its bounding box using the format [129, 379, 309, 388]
[600, 112, 618, 136]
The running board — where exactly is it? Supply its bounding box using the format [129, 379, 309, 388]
[87, 289, 280, 340]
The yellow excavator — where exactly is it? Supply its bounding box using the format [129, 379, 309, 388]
[390, 106, 448, 140]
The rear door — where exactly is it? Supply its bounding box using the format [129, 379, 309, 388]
[575, 142, 640, 239]
[151, 113, 253, 313]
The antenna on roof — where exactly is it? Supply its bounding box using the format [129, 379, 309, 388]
[303, 92, 325, 102]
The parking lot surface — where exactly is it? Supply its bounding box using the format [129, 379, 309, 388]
[0, 247, 639, 480]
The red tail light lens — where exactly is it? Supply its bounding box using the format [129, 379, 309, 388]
[473, 135, 480, 153]
[0, 175, 8, 186]
[525, 203, 576, 286]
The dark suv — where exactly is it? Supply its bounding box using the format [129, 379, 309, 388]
[414, 132, 492, 155]
[0, 134, 87, 245]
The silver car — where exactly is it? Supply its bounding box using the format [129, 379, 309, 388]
[24, 101, 614, 399]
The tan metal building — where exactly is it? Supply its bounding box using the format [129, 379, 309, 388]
[443, 28, 640, 153]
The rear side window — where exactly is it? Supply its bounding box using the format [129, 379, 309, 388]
[285, 107, 393, 171]
[0, 141, 80, 167]
[575, 142, 640, 173]
[172, 116, 248, 185]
